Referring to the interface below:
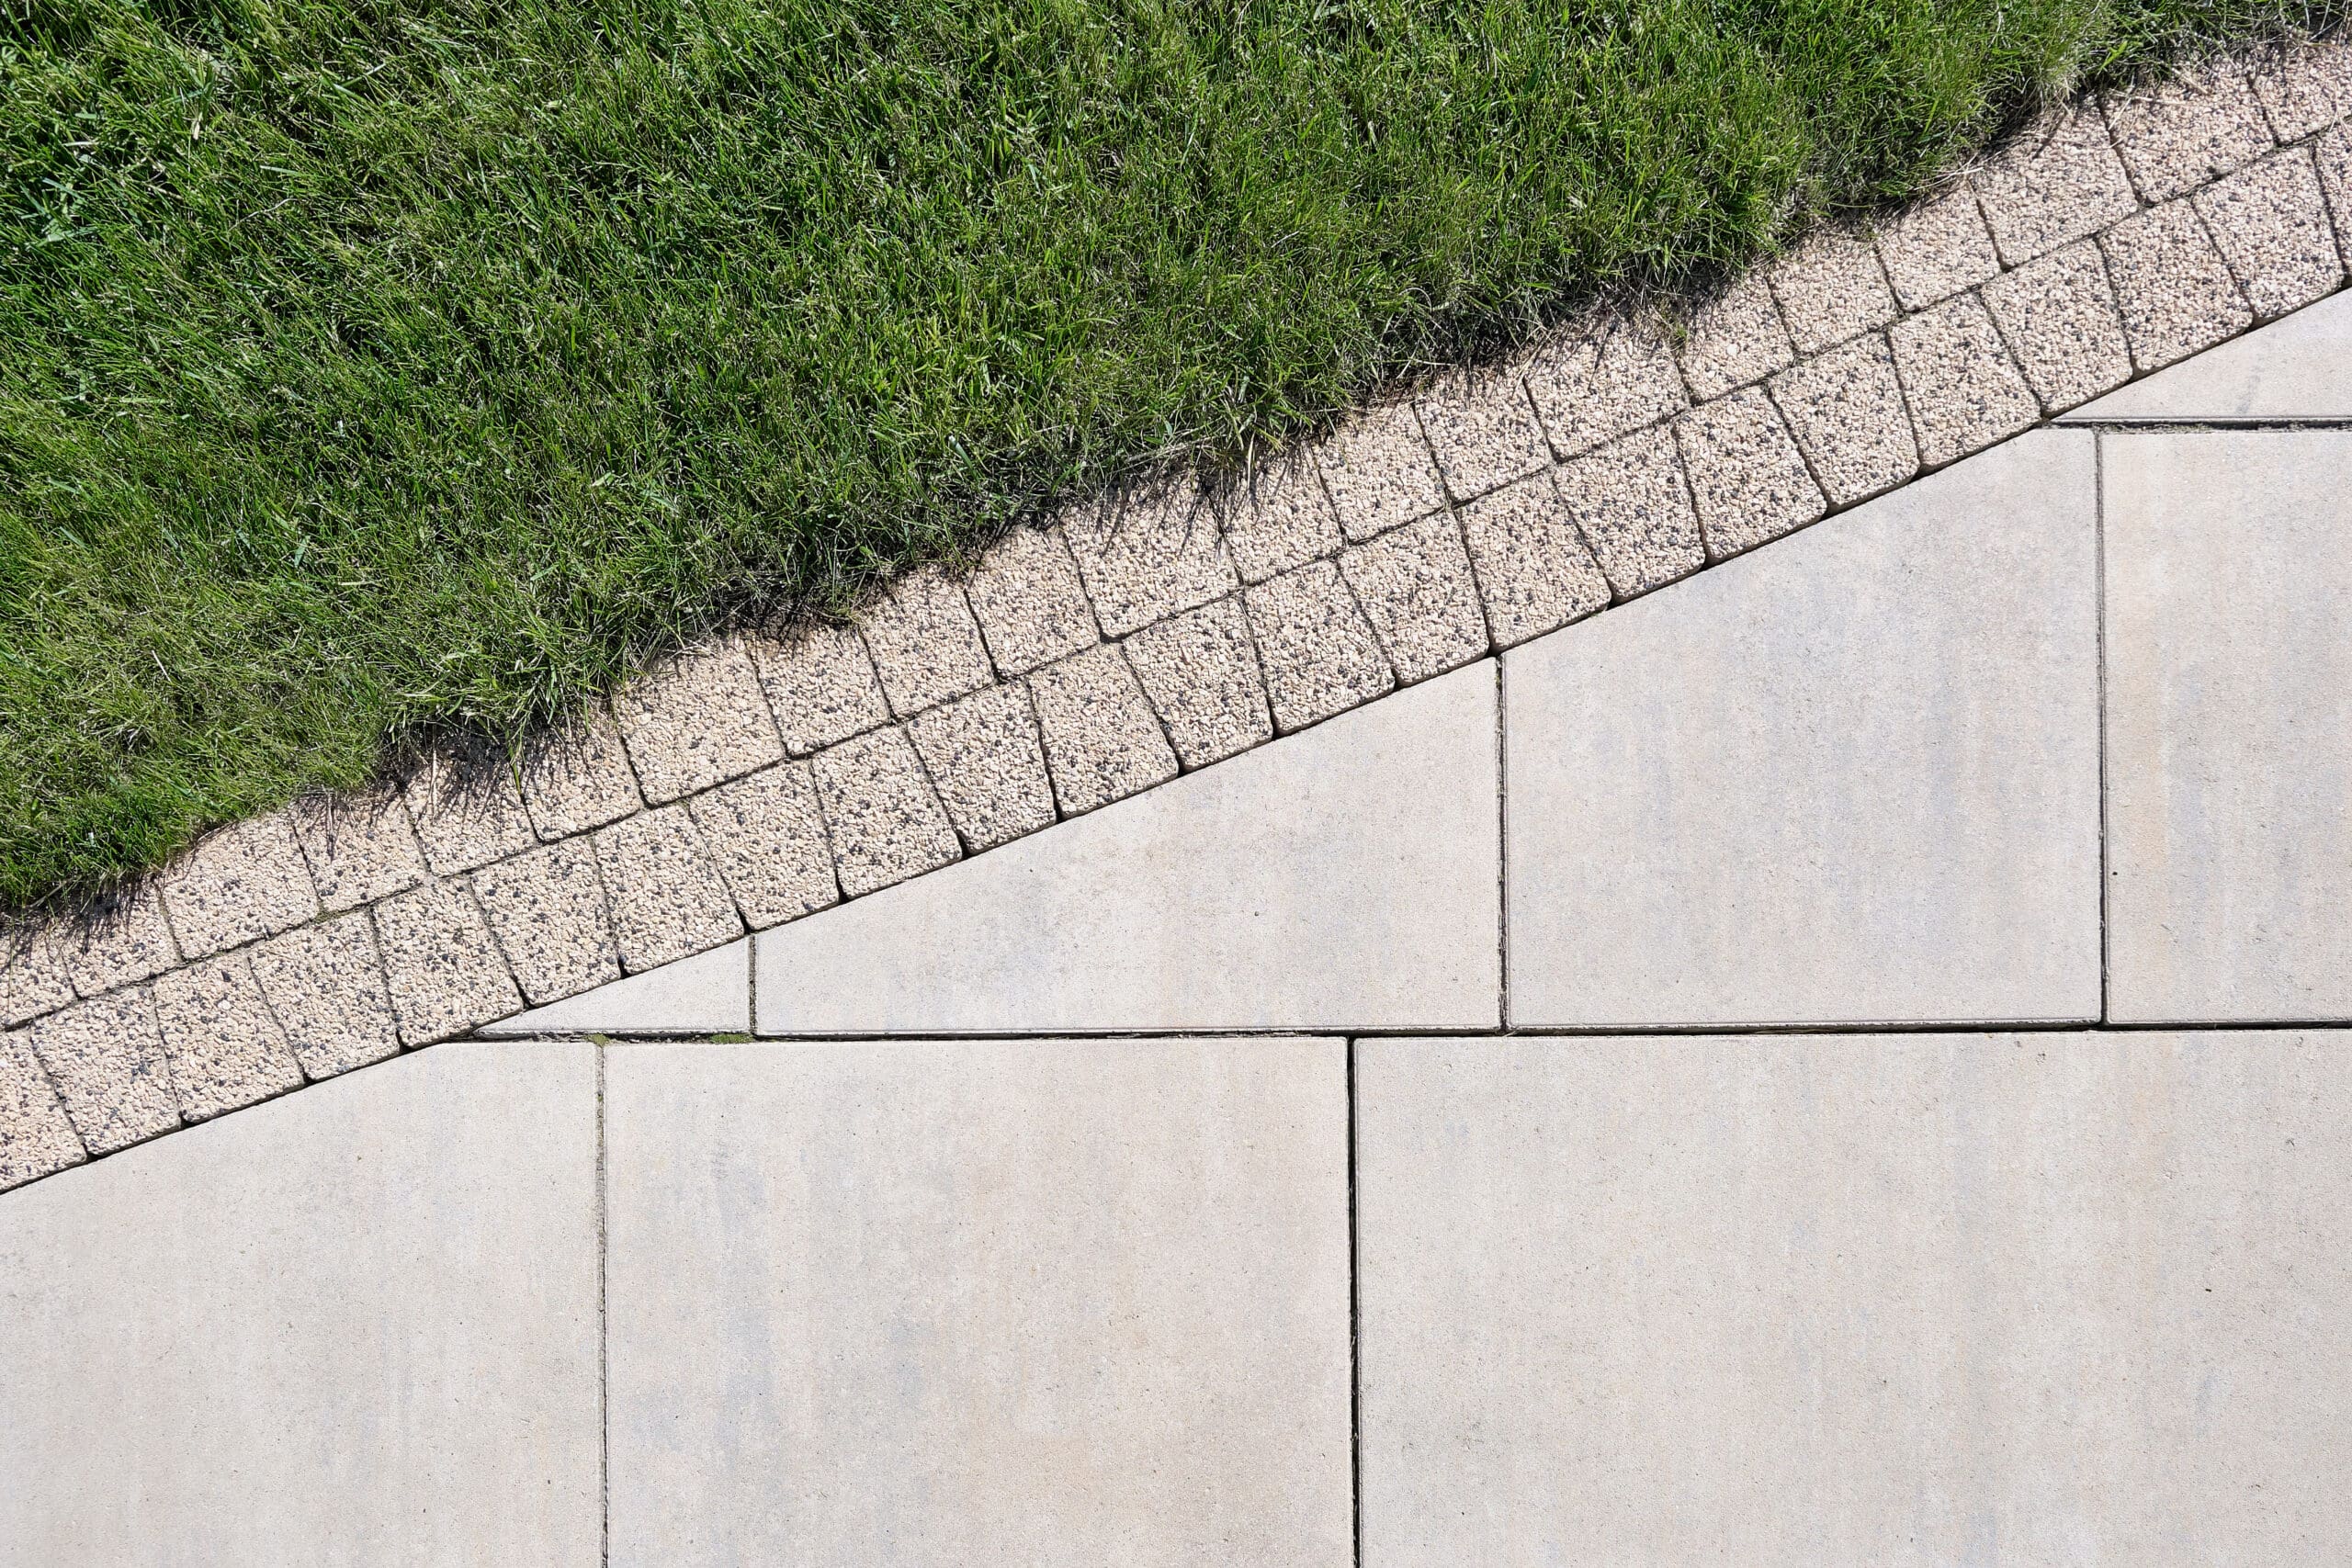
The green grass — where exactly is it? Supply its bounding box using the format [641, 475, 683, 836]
[0, 0, 2335, 908]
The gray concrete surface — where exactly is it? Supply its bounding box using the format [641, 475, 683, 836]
[476, 934, 749, 1035]
[2066, 285, 2352, 418]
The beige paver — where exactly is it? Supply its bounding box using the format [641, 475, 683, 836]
[247, 913, 400, 1080]
[1340, 516, 1490, 682]
[0, 926, 73, 1029]
[2102, 197, 2256, 370]
[1674, 388, 1827, 558]
[1769, 333, 1919, 505]
[371, 880, 523, 1044]
[855, 564, 995, 716]
[401, 752, 538, 875]
[1456, 471, 1611, 647]
[1767, 231, 1899, 353]
[592, 807, 743, 974]
[1313, 400, 1445, 541]
[2106, 56, 2275, 203]
[151, 953, 303, 1122]
[808, 726, 961, 897]
[613, 638, 784, 802]
[906, 682, 1057, 851]
[290, 790, 426, 912]
[471, 839, 621, 1003]
[1677, 271, 1793, 399]
[1973, 106, 2140, 265]
[1243, 561, 1396, 732]
[2195, 147, 2346, 320]
[54, 886, 177, 997]
[684, 763, 840, 928]
[744, 620, 891, 757]
[1123, 598, 1274, 767]
[1889, 291, 2041, 466]
[1555, 426, 1702, 597]
[1413, 368, 1549, 500]
[23, 988, 178, 1155]
[961, 525, 1100, 672]
[1982, 241, 2135, 412]
[518, 705, 642, 840]
[1029, 644, 1181, 814]
[0, 1035, 84, 1192]
[1219, 453, 1344, 584]
[160, 810, 320, 958]
[1062, 486, 1239, 637]
[1873, 185, 2000, 309]
[1521, 310, 1689, 459]
[2068, 284, 2352, 419]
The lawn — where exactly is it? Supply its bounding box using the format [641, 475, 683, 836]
[0, 0, 2334, 908]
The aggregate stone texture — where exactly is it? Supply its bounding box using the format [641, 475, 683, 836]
[1456, 472, 1611, 647]
[1873, 186, 2001, 309]
[592, 807, 743, 975]
[0, 928, 72, 1028]
[161, 811, 321, 959]
[0, 1035, 82, 1190]
[401, 756, 537, 876]
[470, 840, 621, 1004]
[2249, 35, 2352, 141]
[1122, 598, 1275, 767]
[1889, 292, 2042, 467]
[906, 682, 1057, 851]
[248, 914, 400, 1079]
[1677, 271, 1795, 400]
[612, 638, 784, 803]
[55, 885, 178, 997]
[1063, 487, 1239, 637]
[2196, 148, 2346, 320]
[855, 564, 995, 716]
[1981, 241, 2136, 412]
[1413, 368, 1551, 501]
[1340, 515, 1492, 682]
[809, 726, 962, 897]
[1242, 562, 1396, 733]
[684, 764, 841, 928]
[961, 525, 1100, 673]
[1973, 107, 2140, 265]
[743, 620, 889, 757]
[1521, 313, 1690, 459]
[151, 955, 303, 1122]
[2325, 123, 2352, 239]
[1768, 334, 1920, 506]
[1673, 388, 1828, 559]
[2106, 56, 2276, 203]
[518, 706, 642, 840]
[1767, 231, 1900, 353]
[2065, 286, 2352, 418]
[372, 881, 524, 1045]
[1314, 400, 1446, 541]
[1556, 427, 1705, 597]
[282, 793, 423, 917]
[1218, 453, 1344, 584]
[1028, 644, 1182, 815]
[25, 989, 178, 1155]
[2101, 198, 2256, 370]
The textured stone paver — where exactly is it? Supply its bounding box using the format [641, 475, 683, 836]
[151, 954, 303, 1121]
[1555, 427, 1704, 597]
[1313, 401, 1444, 541]
[1455, 472, 1610, 648]
[1520, 313, 1689, 459]
[54, 886, 177, 997]
[1889, 292, 2041, 466]
[744, 620, 890, 757]
[613, 638, 784, 802]
[906, 682, 1057, 850]
[1122, 598, 1274, 767]
[2101, 198, 2256, 370]
[962, 525, 1101, 673]
[401, 755, 537, 875]
[1218, 454, 1344, 584]
[1357, 1032, 2352, 1567]
[1340, 516, 1490, 682]
[1505, 433, 2099, 1027]
[1769, 334, 1919, 505]
[160, 811, 320, 959]
[1063, 488, 1239, 637]
[1767, 231, 1899, 353]
[372, 881, 524, 1044]
[605, 1036, 1351, 1565]
[248, 914, 400, 1080]
[290, 790, 425, 913]
[518, 706, 642, 840]
[23, 989, 177, 1155]
[753, 664, 1498, 1033]
[479, 939, 749, 1036]
[0, 1036, 83, 1191]
[1243, 562, 1396, 732]
[0, 1042, 600, 1562]
[1678, 271, 1794, 399]
[0, 928, 72, 1029]
[1413, 369, 1550, 501]
[1874, 186, 2001, 309]
[593, 807, 743, 974]
[1982, 241, 2136, 412]
[2068, 283, 2352, 418]
[808, 726, 961, 896]
[684, 763, 840, 927]
[2105, 431, 2352, 1022]
[1028, 644, 1180, 813]
[2105, 56, 2274, 204]
[2249, 36, 2352, 141]
[471, 840, 620, 1003]
[1973, 107, 2140, 265]
[1673, 388, 1827, 558]
[855, 565, 995, 716]
[2195, 148, 2346, 320]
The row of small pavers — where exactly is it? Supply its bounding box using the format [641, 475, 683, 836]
[4, 41, 2351, 1193]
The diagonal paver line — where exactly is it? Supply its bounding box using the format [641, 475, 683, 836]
[6, 38, 2352, 1195]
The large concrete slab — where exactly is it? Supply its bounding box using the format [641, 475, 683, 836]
[476, 934, 750, 1035]
[2065, 287, 2352, 420]
[1504, 430, 2102, 1027]
[0, 1042, 601, 1566]
[604, 1036, 1352, 1566]
[753, 661, 1500, 1034]
[1356, 1032, 2352, 1567]
[2105, 430, 2352, 1022]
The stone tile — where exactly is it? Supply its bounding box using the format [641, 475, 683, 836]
[592, 807, 743, 975]
[961, 525, 1100, 673]
[1520, 310, 1690, 459]
[1554, 427, 1704, 598]
[1356, 1032, 2352, 1567]
[248, 913, 400, 1080]
[2067, 284, 2352, 419]
[1676, 271, 1794, 400]
[1243, 561, 1396, 732]
[808, 726, 961, 897]
[605, 1036, 1351, 1564]
[1339, 516, 1490, 682]
[1973, 106, 2140, 265]
[1413, 368, 1550, 501]
[54, 885, 177, 997]
[1766, 231, 1899, 353]
[23, 988, 178, 1155]
[1873, 185, 2001, 309]
[1504, 432, 2101, 1027]
[400, 752, 537, 875]
[1455, 471, 1610, 648]
[289, 789, 425, 912]
[1673, 388, 1828, 558]
[743, 619, 890, 757]
[1314, 400, 1446, 541]
[1768, 334, 1919, 506]
[477, 938, 749, 1037]
[2106, 56, 2275, 203]
[2320, 121, 2352, 260]
[2105, 432, 2352, 1021]
[2100, 198, 2256, 371]
[1122, 598, 1274, 767]
[518, 705, 642, 840]
[0, 1042, 600, 1562]
[471, 839, 621, 1003]
[150, 953, 303, 1122]
[0, 924, 73, 1028]
[684, 763, 840, 928]
[907, 682, 1057, 851]
[854, 564, 995, 716]
[754, 664, 1498, 1033]
[372, 881, 524, 1044]
[0, 1034, 83, 1193]
[1982, 240, 2136, 413]
[159, 809, 320, 958]
[1889, 292, 2041, 467]
[1220, 452, 1344, 584]
[1028, 644, 1181, 815]
[612, 637, 785, 803]
[2248, 33, 2352, 141]
[1062, 485, 1240, 637]
[2196, 147, 2346, 320]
